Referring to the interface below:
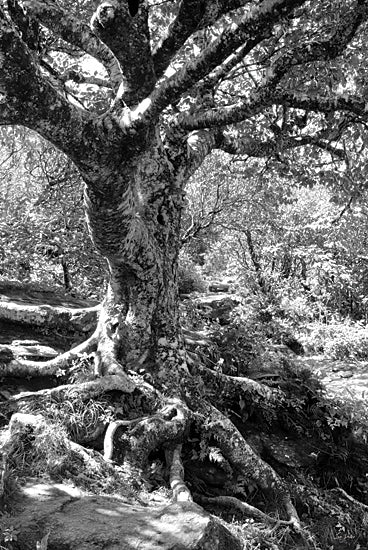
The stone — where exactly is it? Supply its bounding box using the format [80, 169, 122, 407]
[208, 282, 230, 293]
[194, 294, 239, 325]
[10, 481, 242, 550]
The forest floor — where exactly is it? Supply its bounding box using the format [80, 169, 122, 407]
[2, 283, 368, 549]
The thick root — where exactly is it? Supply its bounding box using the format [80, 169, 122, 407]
[104, 418, 148, 461]
[200, 403, 301, 530]
[168, 444, 193, 502]
[332, 487, 368, 511]
[0, 332, 99, 378]
[0, 300, 99, 333]
[194, 363, 283, 405]
[9, 373, 136, 402]
[104, 398, 192, 469]
[196, 494, 294, 526]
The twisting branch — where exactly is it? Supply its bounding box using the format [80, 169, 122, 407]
[7, 0, 42, 52]
[274, 92, 368, 119]
[217, 132, 347, 160]
[144, 0, 307, 121]
[152, 0, 253, 78]
[182, 180, 227, 244]
[21, 0, 123, 92]
[90, 1, 156, 104]
[0, 6, 97, 158]
[192, 42, 256, 101]
[178, 2, 368, 131]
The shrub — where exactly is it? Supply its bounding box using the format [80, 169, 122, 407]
[302, 320, 368, 359]
[178, 253, 206, 294]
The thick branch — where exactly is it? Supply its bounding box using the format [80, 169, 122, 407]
[0, 7, 94, 156]
[22, 0, 123, 92]
[218, 132, 346, 160]
[145, 0, 306, 121]
[274, 92, 368, 119]
[179, 3, 368, 131]
[90, 1, 155, 104]
[152, 0, 252, 78]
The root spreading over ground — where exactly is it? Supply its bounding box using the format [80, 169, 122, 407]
[1, 297, 368, 549]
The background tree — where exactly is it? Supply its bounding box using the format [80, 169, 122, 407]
[2, 0, 368, 547]
[0, 126, 105, 293]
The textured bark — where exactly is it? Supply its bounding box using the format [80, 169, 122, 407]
[81, 131, 186, 376]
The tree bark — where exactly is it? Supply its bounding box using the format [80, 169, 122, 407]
[79, 131, 186, 377]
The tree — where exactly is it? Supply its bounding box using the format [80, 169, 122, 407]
[2, 0, 368, 546]
[0, 126, 105, 293]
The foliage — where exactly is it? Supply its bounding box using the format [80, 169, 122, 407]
[0, 128, 105, 298]
[303, 320, 368, 359]
[178, 252, 206, 294]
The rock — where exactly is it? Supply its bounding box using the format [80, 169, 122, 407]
[194, 294, 239, 325]
[208, 282, 230, 293]
[339, 371, 353, 378]
[10, 481, 242, 550]
[0, 342, 59, 360]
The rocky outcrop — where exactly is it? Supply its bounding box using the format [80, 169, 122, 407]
[9, 481, 242, 550]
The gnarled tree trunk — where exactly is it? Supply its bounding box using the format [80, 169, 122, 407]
[81, 132, 185, 377]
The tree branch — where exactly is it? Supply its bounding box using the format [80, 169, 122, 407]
[274, 92, 368, 119]
[144, 0, 306, 121]
[90, 1, 155, 104]
[22, 0, 123, 92]
[152, 0, 253, 78]
[217, 132, 347, 160]
[0, 7, 94, 156]
[178, 2, 368, 131]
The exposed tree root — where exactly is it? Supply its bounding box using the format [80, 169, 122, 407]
[103, 418, 148, 461]
[106, 398, 192, 469]
[196, 494, 295, 526]
[168, 444, 193, 502]
[194, 363, 283, 404]
[198, 403, 301, 531]
[0, 300, 99, 333]
[9, 373, 136, 402]
[0, 331, 99, 378]
[332, 487, 368, 511]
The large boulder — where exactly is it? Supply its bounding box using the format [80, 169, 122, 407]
[9, 481, 242, 550]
